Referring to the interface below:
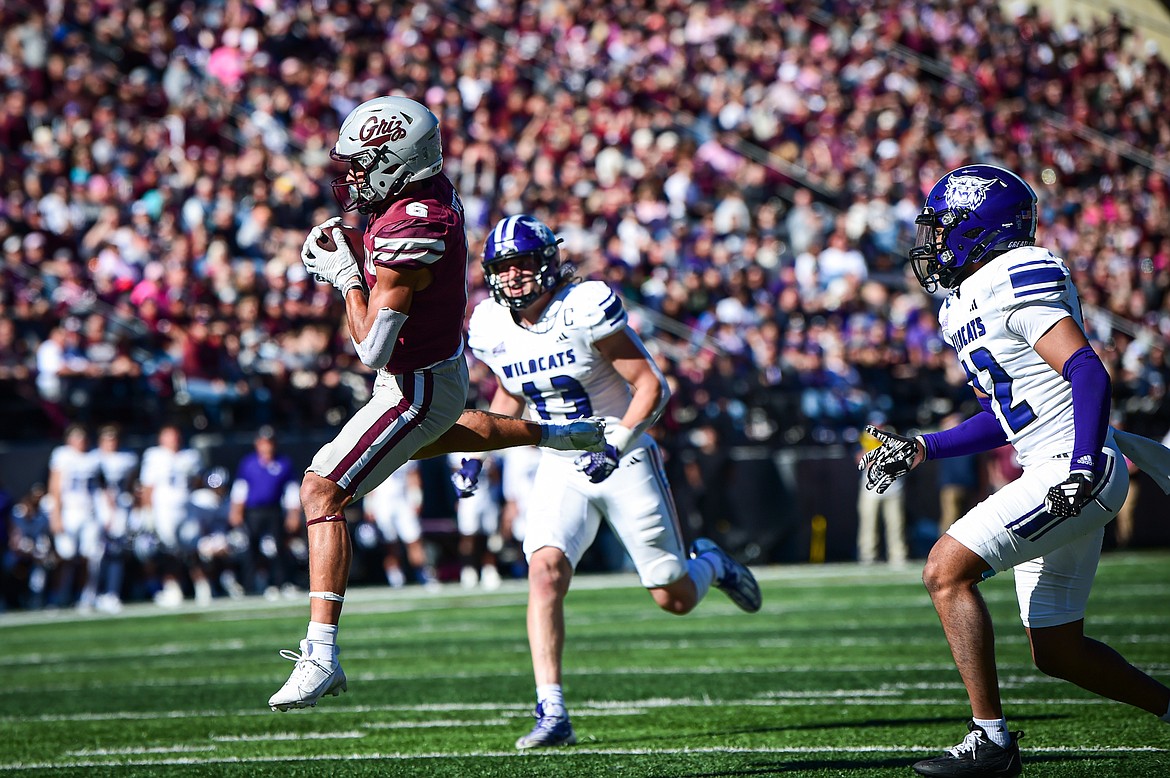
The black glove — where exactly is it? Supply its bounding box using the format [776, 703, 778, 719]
[858, 425, 922, 494]
[1044, 472, 1094, 518]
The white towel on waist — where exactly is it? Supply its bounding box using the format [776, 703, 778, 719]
[1113, 428, 1170, 495]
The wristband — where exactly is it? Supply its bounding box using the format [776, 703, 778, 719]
[606, 423, 634, 455]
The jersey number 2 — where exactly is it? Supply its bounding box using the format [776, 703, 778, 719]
[522, 376, 592, 419]
[962, 347, 1037, 433]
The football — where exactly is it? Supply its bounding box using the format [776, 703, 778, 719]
[316, 223, 361, 255]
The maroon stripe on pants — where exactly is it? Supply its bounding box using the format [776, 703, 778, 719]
[348, 369, 435, 492]
[326, 373, 417, 484]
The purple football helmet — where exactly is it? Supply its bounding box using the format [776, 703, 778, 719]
[483, 214, 564, 309]
[910, 164, 1037, 291]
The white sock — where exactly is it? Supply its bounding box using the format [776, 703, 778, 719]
[536, 684, 566, 718]
[306, 621, 338, 663]
[686, 557, 715, 601]
[973, 717, 1010, 748]
[1160, 700, 1170, 723]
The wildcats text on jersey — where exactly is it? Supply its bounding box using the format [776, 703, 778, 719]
[502, 349, 578, 379]
[949, 317, 986, 350]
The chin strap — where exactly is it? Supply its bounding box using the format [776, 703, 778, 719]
[309, 591, 345, 603]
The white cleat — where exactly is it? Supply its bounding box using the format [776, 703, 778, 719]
[268, 640, 347, 712]
[541, 418, 606, 452]
[480, 563, 502, 591]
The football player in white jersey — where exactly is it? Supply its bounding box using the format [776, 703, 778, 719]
[46, 424, 102, 609]
[139, 424, 204, 606]
[860, 164, 1170, 776]
[359, 460, 436, 589]
[458, 214, 762, 749]
[499, 444, 542, 544]
[93, 424, 139, 613]
[449, 451, 503, 589]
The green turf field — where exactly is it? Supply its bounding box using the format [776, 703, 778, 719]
[4, 551, 1168, 777]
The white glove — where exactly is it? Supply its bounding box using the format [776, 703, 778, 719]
[858, 425, 923, 494]
[301, 216, 364, 294]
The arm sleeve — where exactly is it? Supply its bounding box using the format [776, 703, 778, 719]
[1064, 345, 1111, 475]
[921, 396, 1009, 459]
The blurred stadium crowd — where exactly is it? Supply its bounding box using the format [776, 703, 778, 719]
[3, 1, 1170, 608]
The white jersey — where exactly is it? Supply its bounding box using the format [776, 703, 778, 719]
[500, 446, 541, 505]
[364, 459, 418, 509]
[140, 446, 202, 544]
[363, 460, 421, 544]
[468, 281, 631, 451]
[95, 449, 139, 534]
[450, 452, 500, 536]
[469, 282, 687, 587]
[939, 246, 1083, 469]
[50, 445, 100, 529]
[96, 449, 138, 491]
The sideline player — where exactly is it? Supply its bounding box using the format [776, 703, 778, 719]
[269, 97, 602, 712]
[93, 424, 139, 613]
[860, 164, 1170, 776]
[360, 460, 436, 589]
[456, 214, 762, 749]
[139, 424, 204, 606]
[46, 424, 101, 609]
[450, 451, 502, 589]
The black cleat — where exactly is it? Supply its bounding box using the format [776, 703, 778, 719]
[913, 720, 1023, 777]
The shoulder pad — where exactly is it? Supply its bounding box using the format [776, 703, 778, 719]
[992, 248, 1073, 311]
[562, 281, 627, 340]
[467, 298, 504, 357]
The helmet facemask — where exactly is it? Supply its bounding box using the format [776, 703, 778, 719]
[330, 147, 406, 214]
[910, 207, 968, 292]
[485, 244, 561, 310]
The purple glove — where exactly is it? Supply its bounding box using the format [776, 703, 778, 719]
[452, 458, 483, 498]
[574, 444, 620, 484]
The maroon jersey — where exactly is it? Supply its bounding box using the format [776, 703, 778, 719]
[360, 174, 468, 373]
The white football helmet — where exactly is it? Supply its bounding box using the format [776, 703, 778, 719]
[330, 96, 444, 213]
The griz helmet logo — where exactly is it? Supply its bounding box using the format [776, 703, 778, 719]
[359, 115, 409, 147]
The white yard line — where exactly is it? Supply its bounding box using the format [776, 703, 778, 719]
[4, 744, 1166, 771]
[0, 693, 1125, 726]
[14, 660, 1170, 695]
[211, 731, 366, 742]
[364, 718, 514, 729]
[65, 745, 215, 756]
